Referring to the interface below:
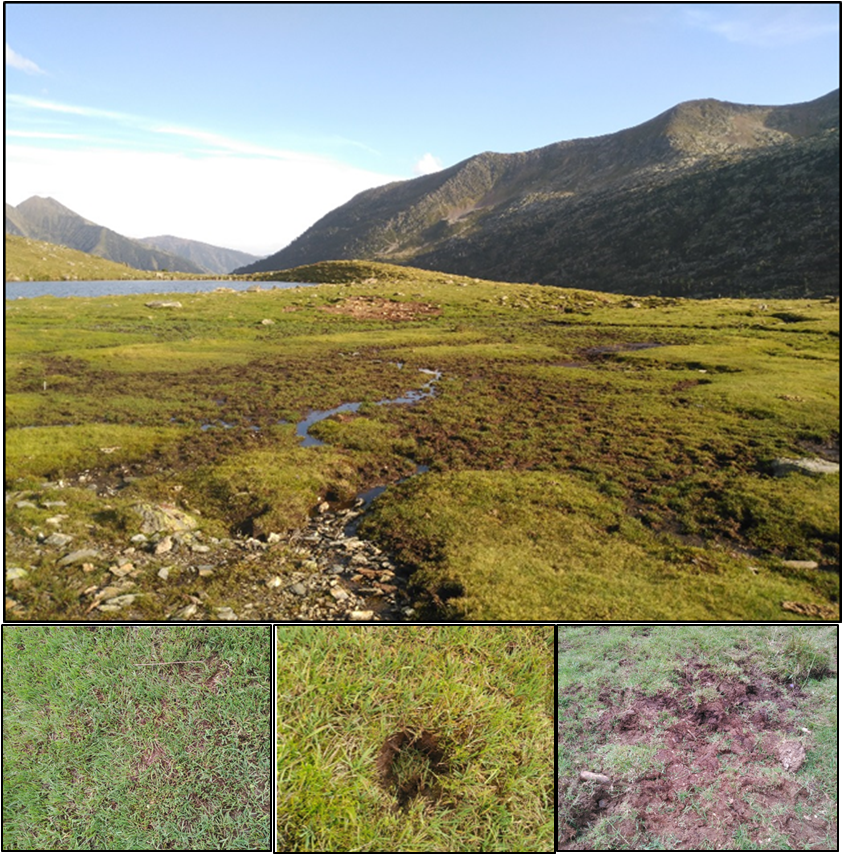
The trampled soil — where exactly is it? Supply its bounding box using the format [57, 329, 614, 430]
[321, 296, 442, 321]
[558, 659, 837, 851]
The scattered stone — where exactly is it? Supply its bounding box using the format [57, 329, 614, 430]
[157, 567, 170, 580]
[102, 594, 136, 608]
[6, 567, 28, 581]
[781, 559, 819, 570]
[44, 533, 73, 548]
[133, 502, 198, 535]
[175, 603, 199, 619]
[130, 534, 148, 544]
[260, 318, 275, 325]
[329, 586, 350, 601]
[317, 501, 331, 514]
[145, 300, 182, 309]
[772, 457, 839, 477]
[15, 501, 37, 510]
[267, 575, 283, 588]
[109, 562, 134, 577]
[289, 582, 307, 597]
[348, 610, 375, 620]
[215, 606, 238, 620]
[154, 536, 174, 555]
[198, 567, 214, 577]
[58, 548, 100, 567]
[41, 501, 67, 508]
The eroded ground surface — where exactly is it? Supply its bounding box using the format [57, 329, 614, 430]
[559, 658, 837, 850]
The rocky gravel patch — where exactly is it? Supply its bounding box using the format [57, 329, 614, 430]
[5, 487, 413, 622]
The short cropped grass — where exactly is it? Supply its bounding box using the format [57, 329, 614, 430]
[2, 626, 271, 850]
[275, 625, 554, 852]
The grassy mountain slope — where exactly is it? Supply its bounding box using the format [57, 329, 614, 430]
[5, 234, 161, 281]
[139, 234, 260, 275]
[8, 197, 205, 274]
[236, 91, 840, 298]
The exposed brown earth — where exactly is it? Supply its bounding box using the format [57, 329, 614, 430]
[321, 296, 442, 321]
[559, 659, 837, 851]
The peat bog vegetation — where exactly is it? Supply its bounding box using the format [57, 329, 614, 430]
[4, 261, 840, 621]
[557, 625, 838, 851]
[2, 625, 271, 850]
[275, 624, 553, 852]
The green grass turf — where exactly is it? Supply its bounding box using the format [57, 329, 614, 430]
[2, 626, 271, 849]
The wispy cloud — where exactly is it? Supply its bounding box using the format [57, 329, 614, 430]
[7, 94, 139, 123]
[414, 153, 443, 176]
[5, 43, 45, 74]
[685, 8, 839, 47]
[5, 95, 401, 255]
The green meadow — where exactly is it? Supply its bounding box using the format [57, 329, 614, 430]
[4, 261, 839, 620]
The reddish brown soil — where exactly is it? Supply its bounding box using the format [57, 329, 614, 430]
[559, 660, 837, 851]
[321, 296, 442, 321]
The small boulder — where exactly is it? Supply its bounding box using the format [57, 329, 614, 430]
[772, 458, 839, 477]
[133, 502, 198, 535]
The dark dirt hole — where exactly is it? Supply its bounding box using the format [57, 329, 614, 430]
[376, 727, 452, 810]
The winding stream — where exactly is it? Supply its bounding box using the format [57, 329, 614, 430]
[295, 368, 441, 448]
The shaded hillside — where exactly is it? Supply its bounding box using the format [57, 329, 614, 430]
[414, 129, 840, 298]
[237, 91, 840, 298]
[6, 197, 204, 274]
[139, 234, 259, 274]
[5, 203, 29, 236]
[5, 234, 164, 281]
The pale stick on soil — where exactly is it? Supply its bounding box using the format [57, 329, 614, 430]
[579, 771, 611, 784]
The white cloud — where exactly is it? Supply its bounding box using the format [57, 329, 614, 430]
[5, 95, 403, 256]
[5, 44, 45, 75]
[5, 143, 400, 257]
[413, 153, 443, 176]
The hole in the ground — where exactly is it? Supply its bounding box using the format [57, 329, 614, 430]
[376, 727, 452, 810]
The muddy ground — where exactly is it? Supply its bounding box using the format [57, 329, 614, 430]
[558, 654, 837, 850]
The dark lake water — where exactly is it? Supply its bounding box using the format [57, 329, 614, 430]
[4, 280, 317, 299]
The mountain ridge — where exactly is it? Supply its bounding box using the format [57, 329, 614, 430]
[236, 90, 840, 298]
[6, 196, 206, 274]
[138, 234, 259, 275]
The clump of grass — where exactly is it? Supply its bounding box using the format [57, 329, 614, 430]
[777, 630, 835, 684]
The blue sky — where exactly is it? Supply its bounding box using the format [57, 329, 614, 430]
[5, 3, 839, 256]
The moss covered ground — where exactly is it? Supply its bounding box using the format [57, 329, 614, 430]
[4, 261, 839, 620]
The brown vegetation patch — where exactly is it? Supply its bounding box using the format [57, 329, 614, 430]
[130, 740, 173, 783]
[559, 660, 836, 850]
[322, 296, 442, 321]
[375, 727, 451, 810]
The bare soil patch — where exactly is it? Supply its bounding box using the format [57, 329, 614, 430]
[559, 659, 837, 851]
[322, 296, 442, 321]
